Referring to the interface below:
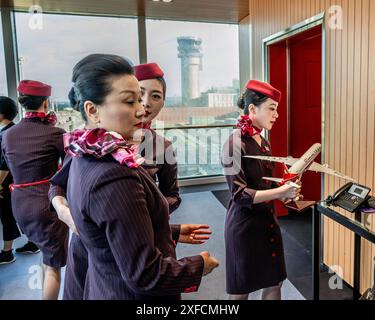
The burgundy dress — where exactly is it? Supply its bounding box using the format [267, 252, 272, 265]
[139, 129, 181, 212]
[49, 130, 185, 299]
[222, 129, 287, 294]
[66, 152, 203, 300]
[2, 117, 68, 267]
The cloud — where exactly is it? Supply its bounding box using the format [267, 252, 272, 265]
[2, 13, 239, 100]
[15, 13, 139, 100]
[147, 20, 239, 96]
[0, 15, 8, 95]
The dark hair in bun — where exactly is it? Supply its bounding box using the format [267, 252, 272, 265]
[237, 89, 269, 115]
[18, 94, 48, 111]
[69, 54, 134, 123]
[68, 87, 80, 112]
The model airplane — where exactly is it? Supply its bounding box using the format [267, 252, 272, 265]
[244, 143, 355, 185]
[244, 143, 356, 209]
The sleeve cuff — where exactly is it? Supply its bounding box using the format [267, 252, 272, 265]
[167, 196, 182, 214]
[170, 224, 181, 242]
[233, 186, 256, 208]
[182, 255, 204, 293]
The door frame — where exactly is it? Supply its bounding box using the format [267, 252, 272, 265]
[262, 12, 326, 200]
[262, 13, 326, 266]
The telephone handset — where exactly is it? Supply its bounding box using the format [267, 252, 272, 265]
[331, 183, 353, 201]
[327, 182, 371, 213]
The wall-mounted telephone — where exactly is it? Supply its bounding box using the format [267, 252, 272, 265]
[327, 182, 371, 213]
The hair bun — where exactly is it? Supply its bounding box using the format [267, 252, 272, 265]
[237, 94, 246, 110]
[18, 95, 29, 106]
[68, 87, 79, 111]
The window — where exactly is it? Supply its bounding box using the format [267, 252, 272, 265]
[155, 126, 233, 179]
[146, 19, 240, 128]
[147, 20, 240, 178]
[0, 13, 8, 95]
[15, 12, 139, 131]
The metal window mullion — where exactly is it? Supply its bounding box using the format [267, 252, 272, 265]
[1, 8, 20, 118]
[137, 16, 147, 64]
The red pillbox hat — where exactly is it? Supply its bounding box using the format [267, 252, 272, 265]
[134, 63, 164, 81]
[18, 80, 52, 97]
[246, 80, 281, 103]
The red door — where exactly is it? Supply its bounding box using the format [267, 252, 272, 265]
[269, 42, 289, 216]
[269, 26, 322, 216]
[289, 31, 322, 201]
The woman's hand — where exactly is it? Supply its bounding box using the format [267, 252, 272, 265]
[52, 196, 78, 235]
[278, 183, 301, 202]
[58, 205, 78, 235]
[178, 224, 212, 244]
[200, 251, 220, 276]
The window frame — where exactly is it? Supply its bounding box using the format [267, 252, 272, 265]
[1, 9, 242, 182]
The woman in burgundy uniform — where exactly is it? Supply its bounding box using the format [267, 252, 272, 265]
[0, 96, 21, 265]
[49, 61, 212, 300]
[61, 54, 219, 299]
[1, 80, 68, 299]
[134, 62, 181, 212]
[221, 80, 300, 300]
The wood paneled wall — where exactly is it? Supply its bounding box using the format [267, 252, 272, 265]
[248, 0, 375, 293]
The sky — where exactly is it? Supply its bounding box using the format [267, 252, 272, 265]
[1, 12, 239, 101]
[0, 14, 7, 96]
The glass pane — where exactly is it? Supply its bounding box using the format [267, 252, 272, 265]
[15, 12, 139, 131]
[147, 20, 239, 178]
[156, 126, 233, 179]
[0, 12, 8, 95]
[146, 19, 240, 129]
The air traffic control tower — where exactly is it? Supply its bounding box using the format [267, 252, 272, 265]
[177, 36, 203, 105]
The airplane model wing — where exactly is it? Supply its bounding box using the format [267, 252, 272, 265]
[262, 177, 301, 188]
[243, 155, 299, 167]
[262, 177, 284, 183]
[308, 162, 356, 182]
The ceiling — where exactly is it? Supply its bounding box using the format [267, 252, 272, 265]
[0, 0, 249, 23]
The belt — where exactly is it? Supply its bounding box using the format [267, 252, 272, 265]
[9, 179, 50, 193]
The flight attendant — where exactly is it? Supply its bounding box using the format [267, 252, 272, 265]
[49, 60, 212, 300]
[134, 62, 181, 212]
[0, 96, 21, 264]
[1, 80, 68, 299]
[221, 80, 300, 300]
[62, 53, 219, 299]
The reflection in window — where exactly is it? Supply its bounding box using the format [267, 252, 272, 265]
[15, 13, 139, 131]
[156, 126, 233, 179]
[0, 13, 8, 95]
[147, 20, 240, 178]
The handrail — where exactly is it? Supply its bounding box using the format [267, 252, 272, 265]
[154, 124, 236, 131]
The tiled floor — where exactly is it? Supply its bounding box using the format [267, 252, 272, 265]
[0, 190, 304, 300]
